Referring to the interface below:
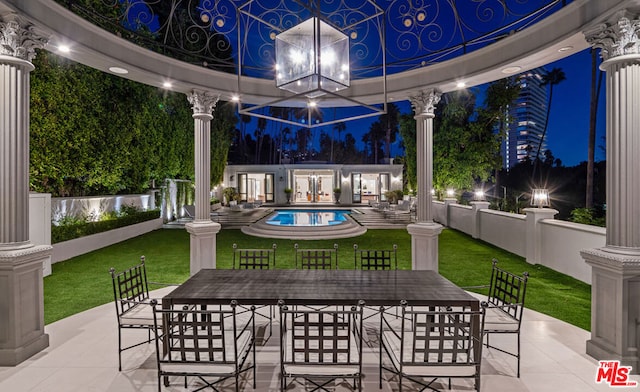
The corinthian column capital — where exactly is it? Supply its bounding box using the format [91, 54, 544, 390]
[409, 89, 441, 118]
[0, 14, 49, 62]
[187, 90, 219, 119]
[585, 9, 640, 62]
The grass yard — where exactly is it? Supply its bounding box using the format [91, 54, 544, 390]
[44, 228, 591, 330]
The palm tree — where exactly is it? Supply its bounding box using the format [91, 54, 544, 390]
[586, 48, 603, 208]
[534, 67, 566, 181]
[332, 122, 346, 162]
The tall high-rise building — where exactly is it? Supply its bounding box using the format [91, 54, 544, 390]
[501, 67, 549, 170]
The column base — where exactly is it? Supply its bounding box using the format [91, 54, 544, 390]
[407, 222, 443, 270]
[581, 246, 640, 374]
[0, 244, 52, 366]
[185, 221, 221, 275]
[0, 333, 49, 366]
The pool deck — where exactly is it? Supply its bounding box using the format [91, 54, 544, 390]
[164, 204, 413, 231]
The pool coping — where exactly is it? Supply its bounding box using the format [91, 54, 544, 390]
[241, 208, 367, 239]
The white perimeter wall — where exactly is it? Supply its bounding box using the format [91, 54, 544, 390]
[434, 201, 603, 284]
[28, 194, 163, 270]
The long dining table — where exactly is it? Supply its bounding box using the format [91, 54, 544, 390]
[162, 268, 480, 309]
[162, 268, 482, 375]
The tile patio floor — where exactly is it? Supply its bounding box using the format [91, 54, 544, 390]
[0, 287, 634, 391]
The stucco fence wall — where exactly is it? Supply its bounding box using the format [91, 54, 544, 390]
[29, 193, 163, 276]
[434, 201, 604, 284]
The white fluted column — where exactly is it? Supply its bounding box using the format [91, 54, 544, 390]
[582, 10, 640, 373]
[0, 14, 52, 366]
[185, 90, 221, 275]
[406, 89, 443, 270]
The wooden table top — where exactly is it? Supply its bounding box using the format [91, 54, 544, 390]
[163, 269, 479, 308]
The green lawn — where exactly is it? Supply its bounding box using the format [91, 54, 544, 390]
[44, 228, 591, 330]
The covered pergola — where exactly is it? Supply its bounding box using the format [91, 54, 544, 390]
[1, 0, 640, 373]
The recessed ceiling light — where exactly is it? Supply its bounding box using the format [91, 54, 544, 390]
[456, 82, 466, 88]
[163, 81, 172, 88]
[501, 66, 522, 74]
[58, 45, 70, 53]
[308, 101, 317, 107]
[231, 95, 240, 102]
[109, 66, 129, 75]
[558, 46, 573, 52]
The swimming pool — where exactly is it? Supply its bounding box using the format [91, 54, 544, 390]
[265, 210, 350, 227]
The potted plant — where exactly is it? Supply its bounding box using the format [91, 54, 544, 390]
[223, 187, 238, 206]
[333, 187, 342, 204]
[284, 188, 293, 204]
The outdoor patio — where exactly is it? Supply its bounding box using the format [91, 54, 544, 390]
[0, 286, 627, 392]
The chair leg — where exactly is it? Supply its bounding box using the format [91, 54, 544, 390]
[517, 332, 521, 378]
[379, 345, 383, 389]
[117, 326, 122, 371]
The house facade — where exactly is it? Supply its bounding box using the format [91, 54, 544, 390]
[222, 164, 404, 205]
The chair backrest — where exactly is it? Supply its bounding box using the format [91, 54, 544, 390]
[294, 243, 338, 269]
[110, 256, 149, 317]
[383, 301, 484, 370]
[232, 243, 277, 269]
[152, 300, 254, 367]
[487, 259, 529, 322]
[279, 300, 364, 368]
[353, 244, 397, 270]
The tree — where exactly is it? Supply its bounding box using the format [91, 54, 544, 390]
[380, 103, 401, 162]
[534, 67, 567, 181]
[398, 113, 417, 192]
[587, 48, 603, 208]
[475, 78, 520, 203]
[433, 90, 499, 191]
[210, 101, 237, 186]
[363, 120, 385, 163]
[29, 50, 228, 197]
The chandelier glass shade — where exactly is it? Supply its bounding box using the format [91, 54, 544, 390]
[275, 17, 350, 98]
[237, 0, 386, 128]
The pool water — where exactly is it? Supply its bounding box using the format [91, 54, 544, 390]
[266, 210, 350, 227]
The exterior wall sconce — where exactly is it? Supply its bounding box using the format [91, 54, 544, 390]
[531, 188, 550, 207]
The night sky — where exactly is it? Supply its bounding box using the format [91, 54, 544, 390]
[320, 48, 607, 167]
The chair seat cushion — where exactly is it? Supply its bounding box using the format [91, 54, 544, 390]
[381, 331, 476, 377]
[160, 329, 252, 374]
[483, 307, 520, 332]
[119, 300, 155, 326]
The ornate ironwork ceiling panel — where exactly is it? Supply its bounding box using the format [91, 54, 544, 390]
[60, 0, 570, 79]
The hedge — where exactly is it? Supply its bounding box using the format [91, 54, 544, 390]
[51, 210, 161, 243]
